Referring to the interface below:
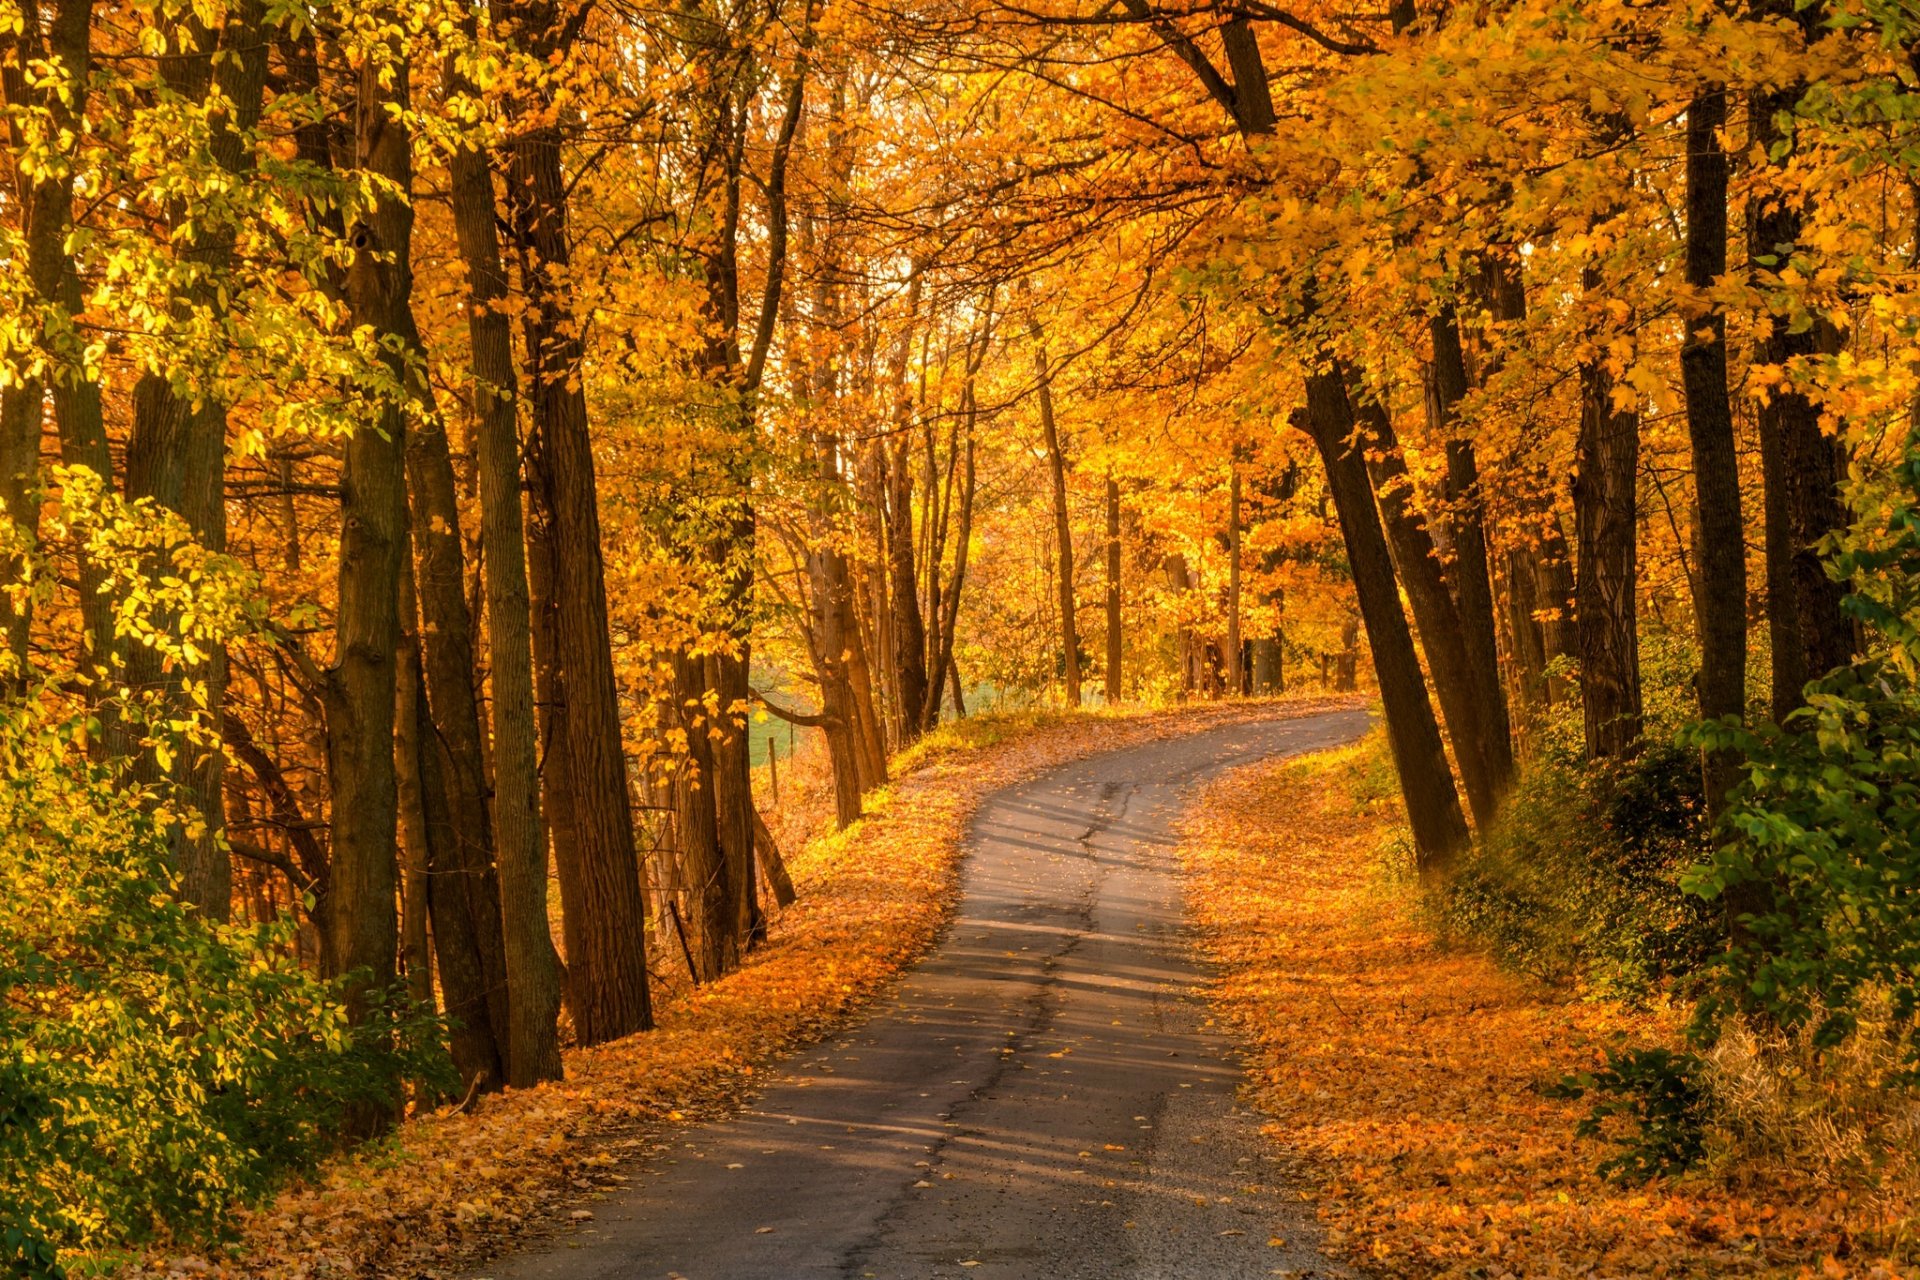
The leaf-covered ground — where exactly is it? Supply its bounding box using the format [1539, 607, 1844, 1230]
[121, 696, 1356, 1280]
[1179, 740, 1913, 1280]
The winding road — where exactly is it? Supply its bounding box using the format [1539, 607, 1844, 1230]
[480, 708, 1369, 1280]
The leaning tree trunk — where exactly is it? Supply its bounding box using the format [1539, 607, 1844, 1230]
[1304, 364, 1470, 866]
[400, 315, 511, 1091]
[398, 540, 499, 1088]
[1361, 404, 1501, 829]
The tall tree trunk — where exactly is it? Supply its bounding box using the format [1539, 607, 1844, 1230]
[0, 0, 99, 683]
[1032, 324, 1080, 706]
[445, 25, 563, 1086]
[119, 2, 269, 915]
[1681, 85, 1747, 814]
[1227, 467, 1243, 695]
[672, 650, 733, 979]
[1749, 25, 1852, 721]
[1574, 262, 1644, 759]
[1303, 366, 1470, 867]
[505, 54, 653, 1045]
[1165, 553, 1197, 698]
[1430, 306, 1513, 797]
[325, 40, 414, 1130]
[1105, 474, 1122, 703]
[921, 404, 977, 733]
[886, 433, 930, 742]
[1362, 405, 1500, 829]
[401, 340, 510, 1091]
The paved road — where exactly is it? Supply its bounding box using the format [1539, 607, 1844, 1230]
[480, 709, 1369, 1280]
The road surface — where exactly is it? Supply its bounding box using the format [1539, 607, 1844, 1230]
[479, 708, 1369, 1280]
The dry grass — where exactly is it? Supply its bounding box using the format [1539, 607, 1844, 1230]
[1179, 736, 1920, 1279]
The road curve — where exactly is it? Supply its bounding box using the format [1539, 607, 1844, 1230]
[479, 708, 1369, 1280]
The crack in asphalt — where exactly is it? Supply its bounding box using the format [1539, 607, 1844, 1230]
[838, 780, 1135, 1276]
[473, 708, 1371, 1280]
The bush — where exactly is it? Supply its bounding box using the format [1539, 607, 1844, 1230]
[1684, 660, 1920, 1070]
[1433, 736, 1722, 995]
[1549, 1046, 1713, 1182]
[0, 691, 448, 1271]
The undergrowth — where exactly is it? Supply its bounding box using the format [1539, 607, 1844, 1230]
[1186, 735, 1920, 1275]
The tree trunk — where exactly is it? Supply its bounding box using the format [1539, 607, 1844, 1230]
[672, 651, 733, 979]
[1105, 474, 1122, 702]
[1165, 553, 1196, 698]
[395, 558, 437, 1016]
[1303, 367, 1469, 866]
[1227, 467, 1243, 696]
[118, 2, 269, 915]
[445, 28, 563, 1086]
[1681, 86, 1747, 814]
[401, 345, 511, 1091]
[1574, 262, 1645, 759]
[1362, 404, 1500, 829]
[1430, 306, 1513, 797]
[325, 42, 414, 1131]
[0, 0, 99, 683]
[1032, 324, 1080, 706]
[886, 433, 930, 743]
[922, 414, 976, 734]
[506, 86, 653, 1046]
[1749, 45, 1853, 721]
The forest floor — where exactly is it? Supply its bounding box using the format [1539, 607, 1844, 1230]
[121, 695, 1360, 1280]
[1180, 740, 1913, 1280]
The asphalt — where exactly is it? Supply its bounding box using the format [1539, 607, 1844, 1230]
[476, 708, 1370, 1280]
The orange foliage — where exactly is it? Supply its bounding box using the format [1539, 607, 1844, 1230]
[1181, 741, 1914, 1280]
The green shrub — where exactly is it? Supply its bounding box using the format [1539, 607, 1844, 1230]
[0, 691, 448, 1269]
[1433, 737, 1721, 995]
[1549, 1046, 1713, 1182]
[1683, 661, 1920, 1069]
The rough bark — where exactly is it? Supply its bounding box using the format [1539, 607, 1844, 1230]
[444, 27, 563, 1086]
[325, 42, 414, 1131]
[1749, 31, 1853, 721]
[0, 0, 96, 681]
[1681, 86, 1747, 814]
[401, 360, 511, 1090]
[1430, 306, 1513, 797]
[505, 36, 652, 1043]
[1574, 262, 1645, 759]
[1363, 405, 1500, 830]
[1304, 367, 1468, 865]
